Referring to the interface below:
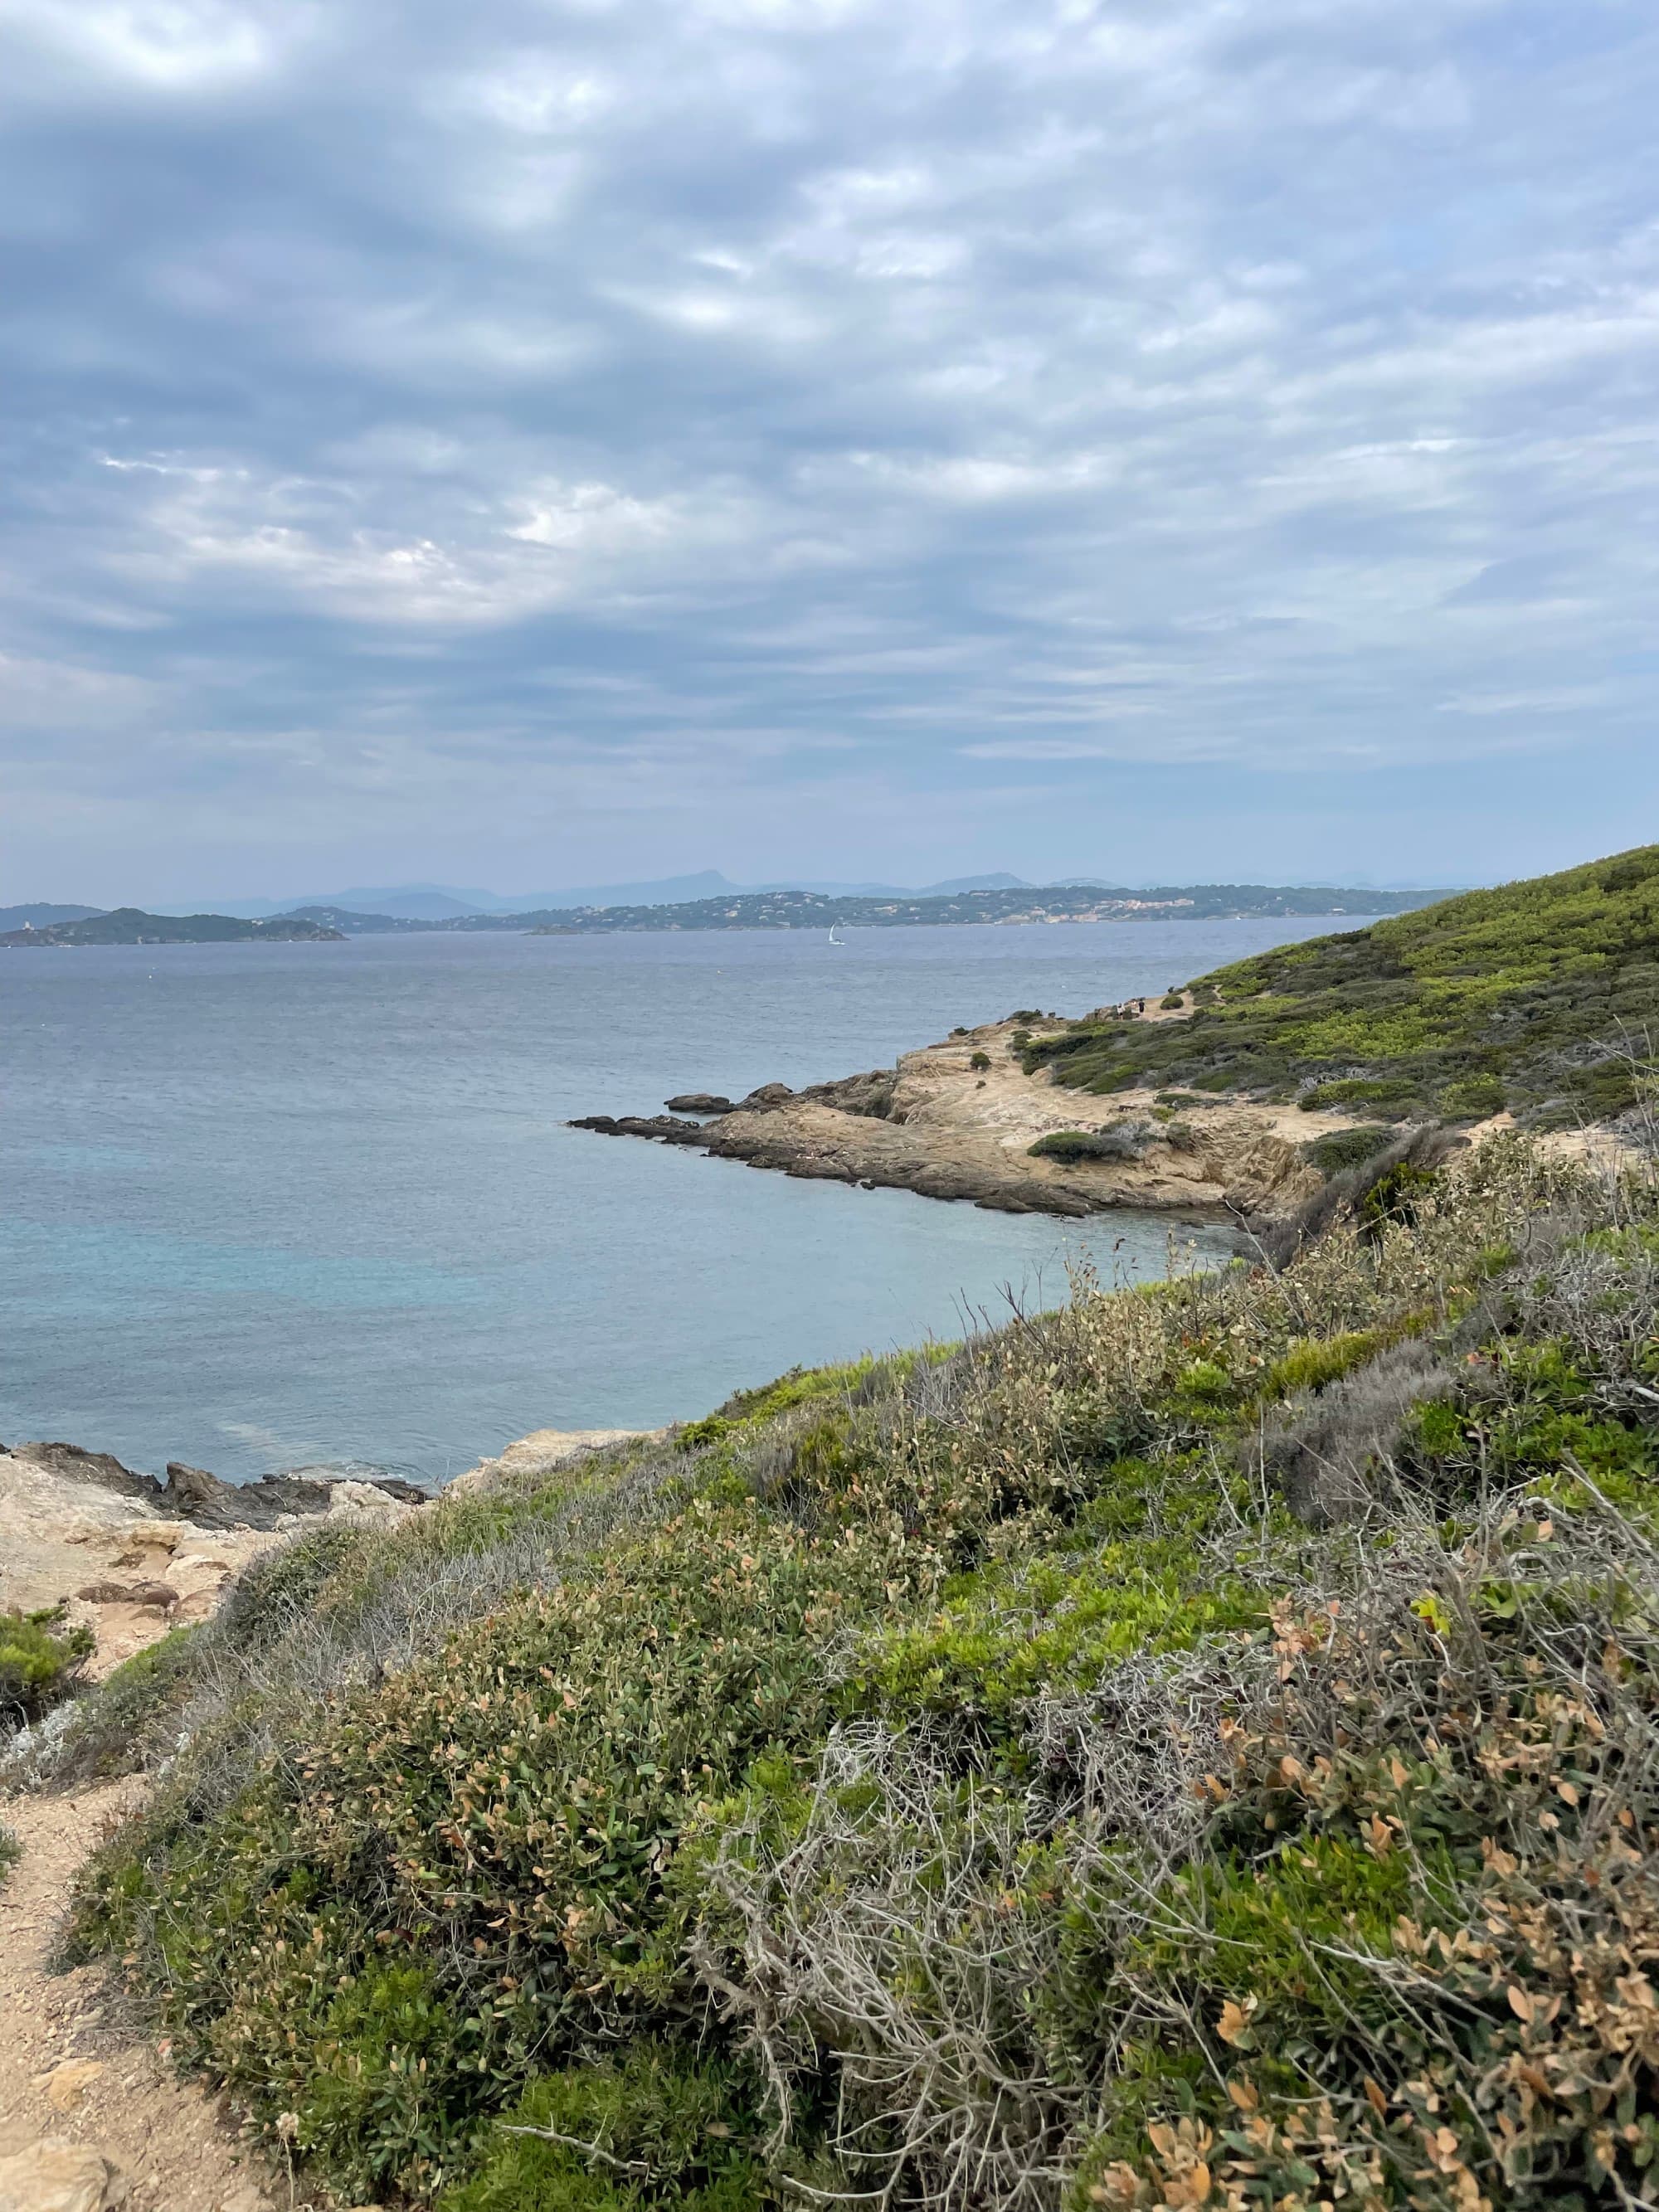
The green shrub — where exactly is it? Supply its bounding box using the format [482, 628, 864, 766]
[443, 2047, 766, 2212]
[1439, 1072, 1506, 1119]
[1356, 1158, 1441, 1242]
[1298, 1077, 1419, 1111]
[1159, 994, 1185, 1010]
[1028, 1125, 1151, 1164]
[43, 1624, 201, 1784]
[1300, 1123, 1396, 1174]
[0, 1823, 19, 1887]
[0, 1606, 93, 1725]
[970, 1050, 991, 1071]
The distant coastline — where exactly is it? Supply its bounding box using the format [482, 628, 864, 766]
[2, 881, 1438, 946]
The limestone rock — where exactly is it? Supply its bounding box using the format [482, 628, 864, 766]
[0, 2139, 128, 2211]
[39, 2059, 106, 2111]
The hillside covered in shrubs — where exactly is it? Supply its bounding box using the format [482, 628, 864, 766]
[1024, 844, 1659, 1126]
[21, 1118, 1659, 2212]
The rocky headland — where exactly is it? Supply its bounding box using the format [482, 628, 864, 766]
[572, 1006, 1356, 1225]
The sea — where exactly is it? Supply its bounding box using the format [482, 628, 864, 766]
[0, 916, 1370, 1487]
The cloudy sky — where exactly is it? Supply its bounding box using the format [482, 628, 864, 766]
[1, 0, 1655, 902]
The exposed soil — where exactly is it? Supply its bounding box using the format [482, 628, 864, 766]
[0, 1782, 292, 2212]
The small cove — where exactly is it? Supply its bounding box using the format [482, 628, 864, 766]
[1, 915, 1368, 1484]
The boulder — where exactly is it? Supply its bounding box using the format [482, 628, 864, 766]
[0, 2140, 128, 2211]
[663, 1092, 732, 1113]
[39, 2060, 106, 2112]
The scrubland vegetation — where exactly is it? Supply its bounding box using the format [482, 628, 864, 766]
[1025, 845, 1659, 1125]
[15, 1115, 1657, 2212]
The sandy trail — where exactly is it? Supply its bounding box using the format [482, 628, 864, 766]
[0, 1782, 293, 2212]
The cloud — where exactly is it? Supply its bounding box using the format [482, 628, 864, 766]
[0, 0, 1656, 893]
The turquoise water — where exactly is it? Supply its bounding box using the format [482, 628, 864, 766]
[0, 916, 1358, 1484]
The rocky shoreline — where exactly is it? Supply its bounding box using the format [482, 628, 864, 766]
[571, 1010, 1361, 1227]
[0, 1441, 430, 1680]
[0, 1428, 658, 1685]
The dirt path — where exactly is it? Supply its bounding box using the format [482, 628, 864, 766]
[0, 1783, 297, 2211]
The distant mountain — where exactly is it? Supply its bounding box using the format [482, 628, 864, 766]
[494, 871, 740, 912]
[0, 908, 346, 947]
[0, 902, 107, 928]
[194, 885, 492, 921]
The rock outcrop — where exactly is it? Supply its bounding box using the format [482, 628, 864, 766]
[0, 1443, 426, 1675]
[570, 1015, 1345, 1225]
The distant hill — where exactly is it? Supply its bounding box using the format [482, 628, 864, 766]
[1026, 843, 1659, 1125]
[274, 905, 429, 934]
[172, 868, 1447, 920]
[0, 902, 106, 929]
[514, 881, 1441, 935]
[0, 907, 345, 947]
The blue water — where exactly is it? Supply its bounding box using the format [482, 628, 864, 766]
[0, 917, 1362, 1485]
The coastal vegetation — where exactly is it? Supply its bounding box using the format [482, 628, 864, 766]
[28, 1118, 1659, 2212]
[1023, 845, 1659, 1127]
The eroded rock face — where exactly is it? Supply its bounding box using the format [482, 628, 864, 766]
[160, 1460, 426, 1532]
[6, 1441, 425, 1533]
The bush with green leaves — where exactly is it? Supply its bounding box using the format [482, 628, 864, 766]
[1027, 1124, 1154, 1164]
[1301, 1122, 1397, 1175]
[0, 1606, 93, 1727]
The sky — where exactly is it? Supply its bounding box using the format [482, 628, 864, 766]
[1, 0, 1656, 905]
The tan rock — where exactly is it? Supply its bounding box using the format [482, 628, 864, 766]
[0, 2138, 128, 2210]
[448, 1428, 654, 1495]
[40, 2059, 107, 2112]
[323, 1480, 419, 1528]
